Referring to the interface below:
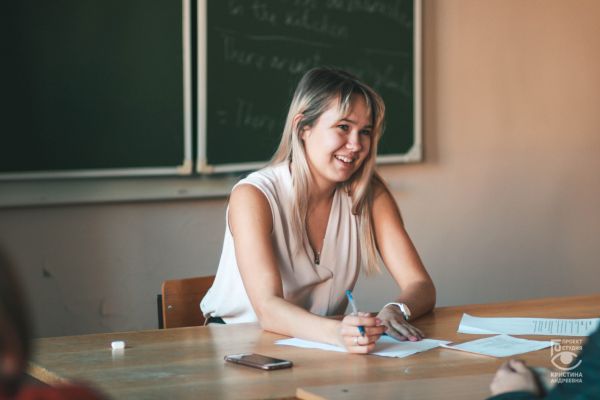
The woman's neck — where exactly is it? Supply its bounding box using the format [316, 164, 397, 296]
[288, 160, 336, 203]
[308, 181, 336, 205]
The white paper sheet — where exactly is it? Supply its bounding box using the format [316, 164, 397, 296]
[458, 314, 600, 336]
[275, 336, 449, 358]
[442, 334, 553, 357]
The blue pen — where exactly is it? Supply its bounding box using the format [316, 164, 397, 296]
[345, 290, 366, 337]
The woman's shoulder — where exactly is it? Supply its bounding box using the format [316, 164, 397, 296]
[230, 163, 291, 215]
[368, 174, 404, 221]
[371, 173, 390, 200]
[235, 163, 290, 197]
[229, 166, 287, 234]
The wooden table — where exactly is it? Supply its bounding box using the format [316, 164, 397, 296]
[29, 294, 600, 399]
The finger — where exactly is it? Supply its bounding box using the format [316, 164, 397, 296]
[345, 334, 374, 350]
[340, 324, 381, 338]
[363, 325, 387, 336]
[383, 323, 408, 341]
[364, 342, 377, 353]
[402, 324, 424, 340]
[343, 314, 381, 327]
[348, 344, 371, 354]
[363, 335, 382, 345]
[401, 321, 424, 339]
[342, 318, 382, 338]
[390, 319, 415, 340]
[489, 378, 500, 394]
[340, 318, 366, 333]
[509, 359, 530, 374]
[390, 319, 418, 341]
[357, 334, 381, 346]
[348, 340, 377, 354]
[411, 325, 426, 338]
[498, 361, 513, 373]
[343, 334, 357, 348]
[364, 334, 381, 345]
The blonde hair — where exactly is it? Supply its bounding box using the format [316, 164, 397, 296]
[271, 67, 386, 274]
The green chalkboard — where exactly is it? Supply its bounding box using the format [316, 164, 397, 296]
[199, 0, 421, 173]
[1, 0, 191, 179]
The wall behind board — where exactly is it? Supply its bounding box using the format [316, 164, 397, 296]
[1, 0, 599, 337]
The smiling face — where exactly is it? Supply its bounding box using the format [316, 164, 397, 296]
[300, 94, 373, 192]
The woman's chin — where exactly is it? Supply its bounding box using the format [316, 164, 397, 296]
[329, 167, 357, 183]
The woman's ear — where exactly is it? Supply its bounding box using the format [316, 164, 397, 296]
[292, 114, 308, 140]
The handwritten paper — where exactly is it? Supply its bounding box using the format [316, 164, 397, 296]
[458, 314, 600, 336]
[442, 335, 552, 357]
[275, 336, 449, 358]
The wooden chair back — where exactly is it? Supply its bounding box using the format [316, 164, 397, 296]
[161, 275, 215, 328]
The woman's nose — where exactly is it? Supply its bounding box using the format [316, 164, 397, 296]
[346, 131, 362, 151]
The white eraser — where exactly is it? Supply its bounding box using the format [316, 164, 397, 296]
[111, 340, 125, 350]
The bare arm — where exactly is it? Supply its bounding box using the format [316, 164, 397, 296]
[229, 184, 385, 353]
[372, 184, 436, 339]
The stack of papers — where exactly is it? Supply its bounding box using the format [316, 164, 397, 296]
[276, 314, 597, 359]
[276, 336, 449, 358]
[458, 314, 600, 336]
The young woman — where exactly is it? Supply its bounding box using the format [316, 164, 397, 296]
[201, 67, 435, 354]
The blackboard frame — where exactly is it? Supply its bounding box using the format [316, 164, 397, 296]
[196, 0, 422, 174]
[0, 0, 193, 181]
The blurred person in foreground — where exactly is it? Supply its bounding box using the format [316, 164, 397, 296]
[0, 249, 105, 400]
[488, 325, 600, 399]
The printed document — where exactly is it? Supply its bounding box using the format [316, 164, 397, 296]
[442, 335, 552, 357]
[458, 314, 600, 336]
[276, 336, 449, 358]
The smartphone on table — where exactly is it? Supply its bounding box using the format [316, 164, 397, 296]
[224, 353, 293, 370]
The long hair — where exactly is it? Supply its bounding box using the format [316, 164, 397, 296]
[271, 67, 386, 274]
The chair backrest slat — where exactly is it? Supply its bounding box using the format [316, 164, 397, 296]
[161, 276, 215, 328]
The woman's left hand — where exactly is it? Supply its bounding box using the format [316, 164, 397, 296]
[376, 304, 424, 341]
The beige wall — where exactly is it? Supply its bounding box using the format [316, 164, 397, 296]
[357, 0, 600, 309]
[1, 0, 599, 337]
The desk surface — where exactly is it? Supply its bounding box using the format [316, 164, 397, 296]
[29, 294, 600, 400]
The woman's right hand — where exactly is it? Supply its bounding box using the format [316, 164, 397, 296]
[339, 312, 387, 354]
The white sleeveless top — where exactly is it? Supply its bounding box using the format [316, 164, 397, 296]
[200, 163, 362, 323]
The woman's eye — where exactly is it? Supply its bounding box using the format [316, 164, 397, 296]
[337, 124, 349, 132]
[360, 129, 372, 136]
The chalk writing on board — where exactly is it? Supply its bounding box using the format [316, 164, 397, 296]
[226, 0, 349, 39]
[219, 28, 408, 94]
[324, 0, 412, 27]
[345, 62, 411, 95]
[234, 98, 278, 132]
[216, 98, 279, 135]
[283, 10, 349, 39]
[205, 0, 418, 168]
[227, 0, 411, 27]
[222, 33, 324, 74]
[222, 38, 406, 94]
